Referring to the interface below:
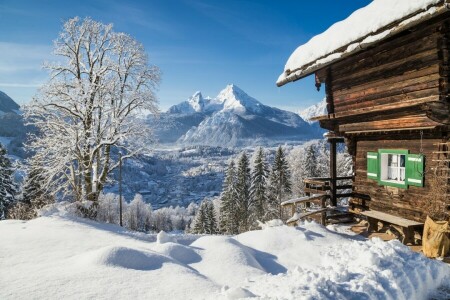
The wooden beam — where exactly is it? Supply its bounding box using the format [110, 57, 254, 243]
[330, 138, 337, 207]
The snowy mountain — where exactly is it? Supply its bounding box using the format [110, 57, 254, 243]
[0, 91, 20, 115]
[167, 91, 214, 114]
[298, 98, 327, 124]
[154, 84, 318, 147]
[0, 91, 27, 157]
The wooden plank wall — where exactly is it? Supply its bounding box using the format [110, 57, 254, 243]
[352, 136, 445, 222]
[329, 18, 444, 117]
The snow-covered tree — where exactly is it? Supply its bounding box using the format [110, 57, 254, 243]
[8, 162, 55, 220]
[287, 140, 353, 200]
[192, 199, 217, 234]
[24, 17, 160, 202]
[303, 144, 319, 179]
[250, 147, 269, 222]
[0, 143, 17, 219]
[96, 193, 121, 224]
[219, 160, 239, 234]
[236, 152, 253, 232]
[22, 157, 55, 211]
[267, 146, 291, 219]
[206, 200, 218, 234]
[124, 194, 152, 232]
[337, 151, 353, 177]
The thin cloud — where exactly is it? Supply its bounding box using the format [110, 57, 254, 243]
[0, 42, 51, 73]
[0, 82, 43, 88]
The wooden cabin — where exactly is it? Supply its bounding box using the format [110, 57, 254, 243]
[278, 0, 449, 236]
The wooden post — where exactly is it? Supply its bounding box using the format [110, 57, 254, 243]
[330, 139, 337, 207]
[305, 182, 311, 208]
[119, 153, 123, 227]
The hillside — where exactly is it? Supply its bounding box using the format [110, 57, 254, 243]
[0, 91, 27, 158]
[0, 91, 20, 115]
[1, 211, 448, 299]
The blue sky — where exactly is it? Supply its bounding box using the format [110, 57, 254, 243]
[0, 0, 371, 112]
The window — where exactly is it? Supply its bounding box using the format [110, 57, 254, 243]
[381, 153, 405, 183]
[367, 149, 424, 188]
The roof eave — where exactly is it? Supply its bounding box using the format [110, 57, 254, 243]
[277, 2, 450, 87]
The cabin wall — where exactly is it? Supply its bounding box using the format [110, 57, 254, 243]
[351, 135, 448, 222]
[330, 19, 443, 113]
[324, 16, 450, 132]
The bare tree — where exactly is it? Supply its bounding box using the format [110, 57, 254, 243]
[25, 17, 160, 202]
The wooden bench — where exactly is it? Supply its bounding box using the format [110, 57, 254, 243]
[360, 210, 423, 245]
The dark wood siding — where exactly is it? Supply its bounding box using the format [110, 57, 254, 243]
[314, 14, 450, 222]
[315, 16, 450, 134]
[351, 136, 447, 222]
[330, 21, 442, 116]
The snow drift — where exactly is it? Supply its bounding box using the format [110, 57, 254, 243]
[1, 210, 449, 299]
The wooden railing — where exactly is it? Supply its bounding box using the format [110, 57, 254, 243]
[282, 176, 354, 226]
[304, 176, 353, 198]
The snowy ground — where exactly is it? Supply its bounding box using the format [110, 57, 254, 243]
[1, 211, 449, 300]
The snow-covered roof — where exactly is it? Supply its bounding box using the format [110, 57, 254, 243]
[277, 0, 449, 87]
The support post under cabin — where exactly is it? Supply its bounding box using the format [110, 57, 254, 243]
[330, 138, 337, 207]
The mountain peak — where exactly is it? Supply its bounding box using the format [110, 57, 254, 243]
[187, 91, 207, 112]
[216, 84, 261, 114]
[298, 98, 327, 124]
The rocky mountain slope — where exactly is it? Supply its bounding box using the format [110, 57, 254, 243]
[151, 84, 319, 147]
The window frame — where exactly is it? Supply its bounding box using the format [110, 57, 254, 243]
[378, 149, 408, 188]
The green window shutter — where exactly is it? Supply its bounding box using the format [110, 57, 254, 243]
[406, 154, 424, 187]
[367, 152, 379, 180]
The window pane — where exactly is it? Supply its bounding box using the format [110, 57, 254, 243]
[400, 155, 405, 168]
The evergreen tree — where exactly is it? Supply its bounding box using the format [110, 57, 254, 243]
[205, 201, 218, 234]
[0, 143, 17, 219]
[236, 152, 252, 232]
[303, 144, 318, 178]
[219, 160, 239, 234]
[266, 169, 280, 220]
[22, 160, 53, 210]
[192, 200, 209, 234]
[192, 199, 218, 234]
[250, 147, 269, 222]
[268, 146, 292, 219]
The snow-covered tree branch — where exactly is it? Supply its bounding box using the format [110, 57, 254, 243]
[24, 17, 160, 202]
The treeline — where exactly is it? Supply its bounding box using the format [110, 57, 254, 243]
[191, 146, 292, 234]
[0, 142, 55, 220]
[1, 140, 353, 236]
[191, 140, 353, 235]
[95, 193, 198, 232]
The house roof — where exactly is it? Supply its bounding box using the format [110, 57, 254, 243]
[277, 0, 449, 87]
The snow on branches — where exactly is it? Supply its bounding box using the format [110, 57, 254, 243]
[24, 17, 160, 202]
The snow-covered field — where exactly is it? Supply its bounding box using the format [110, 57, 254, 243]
[1, 210, 449, 299]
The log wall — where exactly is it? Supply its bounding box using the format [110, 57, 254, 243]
[351, 134, 448, 222]
[314, 15, 450, 134]
[330, 21, 443, 116]
[317, 14, 450, 222]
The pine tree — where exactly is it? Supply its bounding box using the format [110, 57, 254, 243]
[219, 160, 239, 234]
[0, 143, 17, 219]
[236, 152, 252, 232]
[192, 200, 208, 234]
[250, 147, 269, 222]
[22, 161, 53, 210]
[268, 146, 292, 219]
[266, 169, 280, 220]
[205, 201, 218, 234]
[303, 144, 318, 178]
